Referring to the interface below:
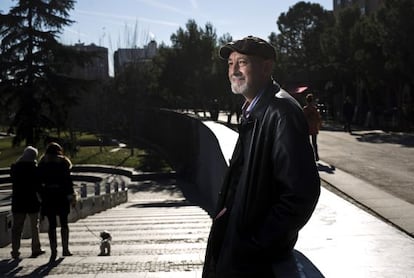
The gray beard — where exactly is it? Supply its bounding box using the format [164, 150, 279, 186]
[231, 81, 249, 96]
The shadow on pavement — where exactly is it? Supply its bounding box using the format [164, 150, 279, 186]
[273, 250, 324, 277]
[0, 259, 21, 277]
[321, 121, 414, 147]
[320, 123, 345, 132]
[127, 177, 214, 216]
[128, 178, 210, 212]
[317, 163, 336, 174]
[128, 179, 181, 195]
[0, 258, 64, 278]
[354, 132, 414, 147]
[128, 200, 195, 208]
[25, 258, 64, 277]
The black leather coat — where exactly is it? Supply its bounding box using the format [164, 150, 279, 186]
[203, 82, 321, 277]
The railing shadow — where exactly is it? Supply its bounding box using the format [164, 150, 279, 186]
[128, 179, 181, 195]
[128, 199, 194, 209]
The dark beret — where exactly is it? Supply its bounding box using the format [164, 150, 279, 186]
[219, 36, 276, 61]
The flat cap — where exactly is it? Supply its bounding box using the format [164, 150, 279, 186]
[219, 36, 276, 61]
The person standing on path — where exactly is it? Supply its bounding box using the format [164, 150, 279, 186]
[203, 36, 320, 277]
[303, 93, 322, 161]
[10, 146, 45, 259]
[38, 142, 75, 262]
[343, 96, 354, 133]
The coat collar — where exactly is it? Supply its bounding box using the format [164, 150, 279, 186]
[248, 80, 280, 121]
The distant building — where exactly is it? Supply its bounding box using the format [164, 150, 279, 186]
[65, 43, 109, 132]
[114, 40, 157, 77]
[69, 43, 109, 80]
[333, 0, 384, 15]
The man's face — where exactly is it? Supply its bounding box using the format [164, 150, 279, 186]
[228, 51, 272, 100]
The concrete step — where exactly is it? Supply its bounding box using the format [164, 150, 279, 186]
[0, 182, 211, 277]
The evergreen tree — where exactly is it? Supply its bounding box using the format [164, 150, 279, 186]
[168, 20, 218, 111]
[275, 1, 333, 85]
[0, 0, 81, 145]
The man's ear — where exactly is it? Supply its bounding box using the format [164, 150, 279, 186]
[263, 59, 274, 76]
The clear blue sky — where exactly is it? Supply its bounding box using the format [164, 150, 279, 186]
[1, 0, 333, 75]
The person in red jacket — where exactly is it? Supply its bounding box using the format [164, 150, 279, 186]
[10, 146, 45, 259]
[303, 93, 322, 161]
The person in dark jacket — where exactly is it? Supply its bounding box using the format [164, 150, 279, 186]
[38, 142, 75, 262]
[203, 36, 320, 277]
[303, 93, 322, 161]
[10, 146, 45, 259]
[343, 96, 354, 133]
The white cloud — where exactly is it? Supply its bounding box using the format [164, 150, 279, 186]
[134, 0, 192, 16]
[76, 9, 179, 27]
[138, 16, 180, 27]
[64, 27, 88, 38]
[190, 0, 198, 10]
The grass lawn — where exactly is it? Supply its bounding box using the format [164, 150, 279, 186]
[0, 137, 25, 168]
[73, 146, 172, 172]
[0, 135, 172, 172]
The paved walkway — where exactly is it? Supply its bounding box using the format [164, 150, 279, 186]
[318, 124, 414, 205]
[297, 183, 414, 277]
[0, 179, 210, 277]
[318, 160, 414, 237]
[1, 118, 414, 277]
[2, 177, 414, 277]
[215, 114, 414, 236]
[208, 118, 414, 277]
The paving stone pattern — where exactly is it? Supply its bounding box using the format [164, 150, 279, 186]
[0, 180, 211, 277]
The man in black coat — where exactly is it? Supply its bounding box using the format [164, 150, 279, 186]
[203, 36, 321, 277]
[10, 146, 45, 259]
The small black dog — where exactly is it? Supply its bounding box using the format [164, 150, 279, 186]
[98, 231, 112, 256]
